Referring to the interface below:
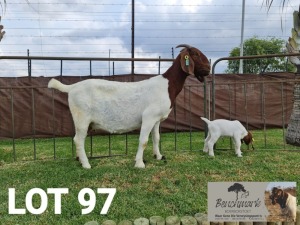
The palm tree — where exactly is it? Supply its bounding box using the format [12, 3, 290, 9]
[0, 0, 6, 42]
[263, 0, 290, 10]
[0, 0, 6, 14]
[284, 4, 300, 146]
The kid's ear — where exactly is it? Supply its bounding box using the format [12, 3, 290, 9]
[180, 49, 195, 76]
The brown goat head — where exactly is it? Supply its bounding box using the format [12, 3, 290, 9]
[241, 131, 255, 150]
[242, 131, 253, 145]
[176, 44, 210, 82]
[269, 187, 288, 209]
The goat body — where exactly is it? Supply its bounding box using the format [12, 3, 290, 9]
[201, 117, 253, 157]
[48, 45, 210, 168]
[51, 77, 172, 134]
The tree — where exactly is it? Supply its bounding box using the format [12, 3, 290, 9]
[228, 183, 248, 201]
[263, 0, 290, 11]
[285, 7, 300, 146]
[0, 0, 6, 14]
[0, 1, 5, 42]
[226, 37, 295, 74]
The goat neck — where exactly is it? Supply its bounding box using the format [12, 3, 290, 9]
[162, 56, 189, 108]
[163, 45, 210, 108]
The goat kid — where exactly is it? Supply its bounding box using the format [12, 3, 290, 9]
[48, 44, 210, 169]
[269, 187, 297, 222]
[201, 117, 253, 157]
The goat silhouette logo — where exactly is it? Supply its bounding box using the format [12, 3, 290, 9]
[208, 182, 270, 221]
[228, 183, 249, 200]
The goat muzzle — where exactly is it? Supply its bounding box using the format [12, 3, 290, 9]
[195, 69, 210, 82]
[194, 66, 211, 82]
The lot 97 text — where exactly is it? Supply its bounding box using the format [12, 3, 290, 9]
[8, 188, 116, 215]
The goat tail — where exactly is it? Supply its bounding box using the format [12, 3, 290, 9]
[48, 78, 72, 93]
[200, 117, 211, 124]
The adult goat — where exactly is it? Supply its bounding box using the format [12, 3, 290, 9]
[48, 44, 210, 168]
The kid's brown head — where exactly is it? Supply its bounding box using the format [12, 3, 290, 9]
[241, 132, 255, 150]
[242, 132, 253, 145]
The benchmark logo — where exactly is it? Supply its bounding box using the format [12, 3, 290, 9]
[215, 183, 261, 208]
[208, 182, 269, 221]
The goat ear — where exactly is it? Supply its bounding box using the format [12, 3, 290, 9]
[180, 50, 195, 76]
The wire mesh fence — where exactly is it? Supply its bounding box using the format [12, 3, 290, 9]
[0, 56, 299, 164]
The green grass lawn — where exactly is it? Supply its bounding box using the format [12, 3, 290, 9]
[0, 130, 299, 225]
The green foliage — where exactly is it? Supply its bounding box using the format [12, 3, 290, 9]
[226, 36, 296, 74]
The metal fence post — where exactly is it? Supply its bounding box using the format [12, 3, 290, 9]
[27, 49, 31, 77]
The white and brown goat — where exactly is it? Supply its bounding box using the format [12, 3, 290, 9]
[201, 117, 253, 157]
[48, 44, 211, 169]
[270, 187, 297, 222]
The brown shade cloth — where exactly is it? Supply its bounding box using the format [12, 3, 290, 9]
[0, 73, 296, 139]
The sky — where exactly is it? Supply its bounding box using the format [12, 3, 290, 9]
[0, 0, 299, 77]
[266, 182, 296, 191]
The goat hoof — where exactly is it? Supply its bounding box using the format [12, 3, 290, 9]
[135, 161, 145, 168]
[82, 163, 91, 169]
[153, 155, 167, 164]
[153, 154, 166, 161]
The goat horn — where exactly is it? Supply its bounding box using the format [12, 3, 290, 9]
[176, 44, 192, 49]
